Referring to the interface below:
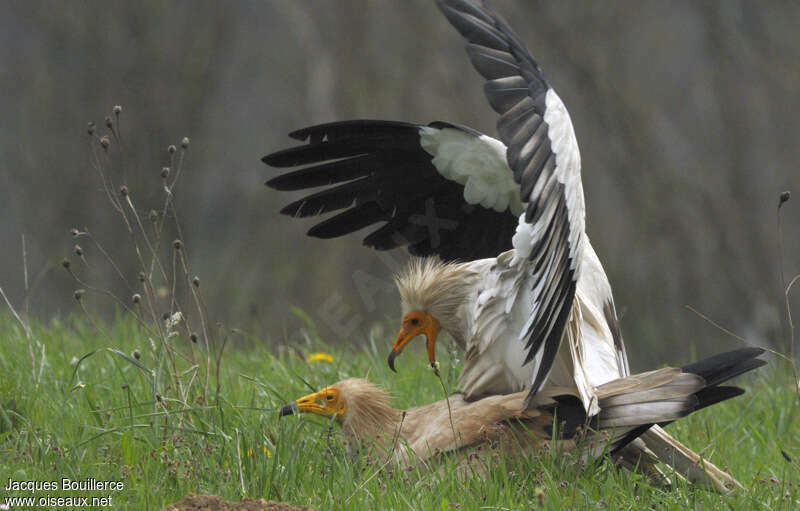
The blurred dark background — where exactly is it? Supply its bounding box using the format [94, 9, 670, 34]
[1, 1, 798, 370]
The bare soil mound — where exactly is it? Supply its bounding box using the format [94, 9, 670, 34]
[163, 494, 311, 511]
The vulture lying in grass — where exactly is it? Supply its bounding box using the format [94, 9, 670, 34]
[281, 348, 765, 492]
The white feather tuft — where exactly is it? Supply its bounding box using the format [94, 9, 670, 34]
[335, 379, 401, 441]
[419, 127, 524, 215]
[394, 257, 487, 346]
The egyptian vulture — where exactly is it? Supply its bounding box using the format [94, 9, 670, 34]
[280, 349, 765, 492]
[265, 0, 626, 414]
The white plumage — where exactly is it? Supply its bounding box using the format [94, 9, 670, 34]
[410, 93, 618, 414]
[543, 89, 586, 270]
[419, 126, 523, 215]
[395, 240, 625, 416]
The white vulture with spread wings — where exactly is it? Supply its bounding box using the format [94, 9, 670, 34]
[264, 0, 626, 415]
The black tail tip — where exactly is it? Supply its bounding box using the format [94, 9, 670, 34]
[682, 347, 767, 386]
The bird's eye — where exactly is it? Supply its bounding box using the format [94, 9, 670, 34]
[326, 394, 334, 401]
[410, 318, 420, 326]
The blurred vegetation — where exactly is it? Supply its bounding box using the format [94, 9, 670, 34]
[1, 1, 799, 369]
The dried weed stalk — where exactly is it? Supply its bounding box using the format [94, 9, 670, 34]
[65, 107, 220, 435]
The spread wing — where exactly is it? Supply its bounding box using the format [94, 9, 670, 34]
[264, 120, 522, 261]
[263, 0, 590, 402]
[436, 0, 587, 398]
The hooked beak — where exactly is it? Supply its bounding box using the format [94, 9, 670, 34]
[388, 349, 400, 373]
[279, 402, 298, 417]
[388, 326, 416, 373]
[388, 312, 440, 373]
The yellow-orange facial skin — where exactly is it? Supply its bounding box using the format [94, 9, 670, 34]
[290, 387, 346, 420]
[388, 310, 441, 372]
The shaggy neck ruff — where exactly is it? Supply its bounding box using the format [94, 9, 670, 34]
[335, 379, 403, 442]
[394, 257, 481, 345]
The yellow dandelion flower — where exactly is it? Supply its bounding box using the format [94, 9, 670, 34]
[224, 461, 229, 468]
[247, 448, 254, 457]
[307, 352, 334, 363]
[264, 446, 272, 458]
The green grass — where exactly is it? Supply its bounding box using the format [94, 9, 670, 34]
[0, 314, 798, 511]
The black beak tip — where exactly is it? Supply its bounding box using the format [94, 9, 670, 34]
[279, 402, 297, 417]
[387, 350, 398, 373]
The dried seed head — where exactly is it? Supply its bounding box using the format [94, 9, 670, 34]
[133, 349, 141, 360]
[138, 271, 146, 282]
[160, 167, 170, 179]
[100, 136, 110, 150]
[780, 190, 791, 207]
[74, 289, 85, 301]
[119, 185, 128, 197]
[132, 293, 141, 304]
[113, 105, 122, 115]
[62, 258, 71, 269]
[87, 122, 96, 136]
[181, 137, 190, 149]
[149, 209, 158, 222]
[173, 239, 183, 250]
[190, 332, 198, 343]
[105, 116, 113, 129]
[74, 244, 83, 256]
[168, 144, 176, 154]
[70, 227, 79, 237]
[192, 276, 200, 287]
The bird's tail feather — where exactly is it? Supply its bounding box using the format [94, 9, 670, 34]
[640, 425, 742, 492]
[681, 347, 767, 387]
[595, 348, 765, 492]
[613, 438, 673, 486]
